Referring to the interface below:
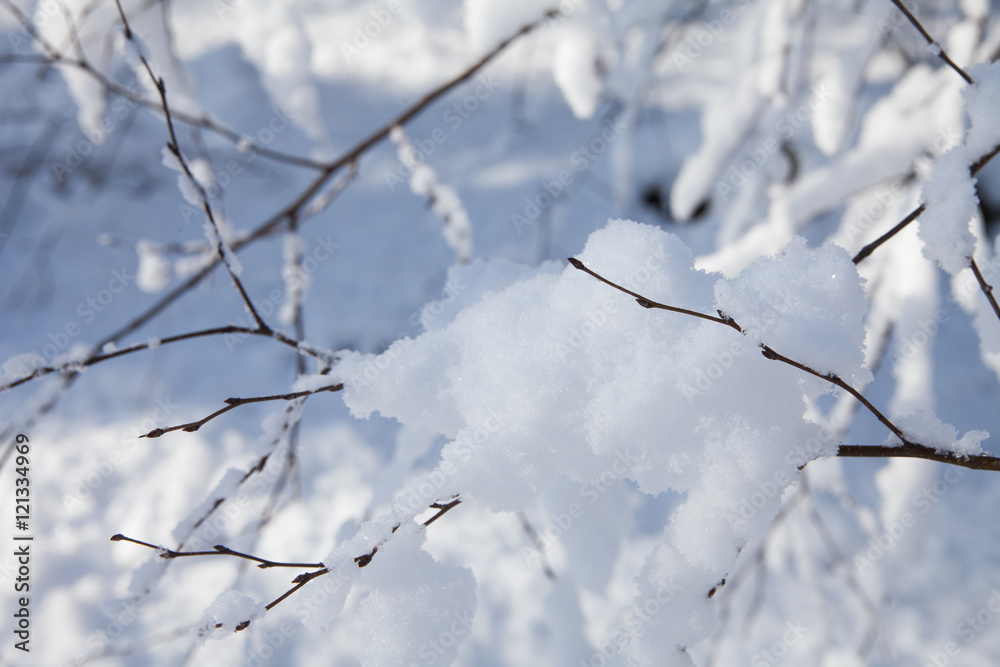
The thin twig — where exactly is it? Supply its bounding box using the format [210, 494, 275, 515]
[569, 258, 1000, 471]
[129, 33, 269, 331]
[836, 443, 1000, 471]
[852, 144, 1000, 265]
[887, 0, 973, 84]
[970, 257, 1000, 325]
[0, 14, 548, 396]
[0, 324, 333, 393]
[0, 0, 325, 169]
[110, 534, 324, 569]
[141, 384, 343, 438]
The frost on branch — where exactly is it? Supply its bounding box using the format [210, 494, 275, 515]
[919, 148, 978, 275]
[334, 220, 873, 662]
[194, 589, 265, 641]
[353, 523, 476, 667]
[714, 237, 871, 387]
[919, 61, 1000, 275]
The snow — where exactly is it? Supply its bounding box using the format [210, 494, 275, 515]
[714, 237, 872, 387]
[194, 589, 265, 642]
[553, 25, 603, 119]
[890, 411, 987, 457]
[390, 126, 473, 264]
[919, 148, 978, 275]
[136, 240, 172, 293]
[1, 353, 46, 382]
[4, 1, 1000, 665]
[161, 145, 204, 207]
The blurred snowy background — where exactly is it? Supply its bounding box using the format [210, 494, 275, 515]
[2, 0, 1000, 665]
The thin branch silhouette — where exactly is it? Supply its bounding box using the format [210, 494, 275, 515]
[141, 383, 343, 438]
[887, 0, 973, 84]
[0, 324, 333, 393]
[110, 533, 324, 569]
[569, 257, 1000, 471]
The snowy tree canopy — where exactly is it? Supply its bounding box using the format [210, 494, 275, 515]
[2, 0, 1000, 665]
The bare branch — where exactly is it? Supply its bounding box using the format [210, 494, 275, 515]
[569, 257, 1000, 471]
[887, 0, 973, 84]
[109, 533, 324, 569]
[141, 383, 343, 438]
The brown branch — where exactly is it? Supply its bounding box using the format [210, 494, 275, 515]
[836, 443, 1000, 471]
[853, 144, 1000, 265]
[113, 496, 464, 629]
[0, 0, 326, 170]
[971, 257, 1000, 326]
[109, 533, 324, 569]
[851, 204, 925, 264]
[567, 257, 740, 330]
[0, 324, 333, 393]
[887, 0, 973, 84]
[569, 259, 1000, 471]
[568, 257, 920, 441]
[424, 498, 462, 527]
[126, 26, 269, 332]
[2, 13, 548, 396]
[758, 346, 910, 445]
[141, 383, 343, 438]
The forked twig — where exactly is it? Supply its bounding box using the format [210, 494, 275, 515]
[111, 496, 464, 627]
[110, 534, 324, 569]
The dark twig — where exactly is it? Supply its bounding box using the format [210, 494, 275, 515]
[852, 204, 926, 264]
[128, 31, 269, 332]
[570, 258, 1000, 471]
[112, 495, 464, 629]
[140, 384, 343, 438]
[0, 325, 333, 393]
[0, 15, 548, 397]
[836, 443, 1000, 471]
[970, 258, 1000, 326]
[852, 144, 1000, 265]
[0, 0, 325, 169]
[887, 0, 973, 85]
[109, 534, 324, 569]
[423, 498, 462, 526]
[567, 257, 740, 330]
